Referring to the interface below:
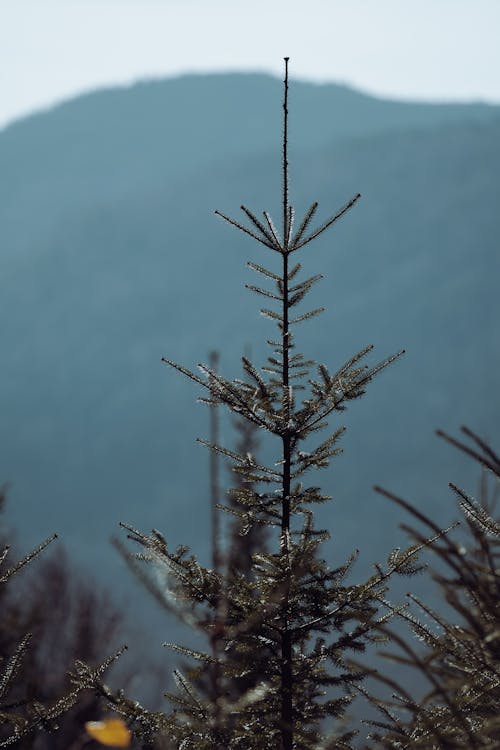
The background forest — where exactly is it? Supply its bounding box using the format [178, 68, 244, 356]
[0, 21, 499, 748]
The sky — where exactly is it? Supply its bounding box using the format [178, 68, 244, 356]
[1, 0, 499, 130]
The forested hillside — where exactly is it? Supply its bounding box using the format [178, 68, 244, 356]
[0, 73, 498, 597]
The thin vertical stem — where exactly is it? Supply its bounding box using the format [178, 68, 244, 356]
[209, 350, 221, 574]
[280, 57, 293, 750]
[208, 350, 223, 740]
[282, 57, 290, 248]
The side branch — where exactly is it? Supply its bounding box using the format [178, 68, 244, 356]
[292, 193, 361, 251]
[214, 210, 278, 251]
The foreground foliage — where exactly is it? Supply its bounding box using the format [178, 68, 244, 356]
[0, 491, 134, 749]
[363, 427, 500, 749]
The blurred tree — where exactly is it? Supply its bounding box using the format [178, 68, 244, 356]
[362, 427, 500, 748]
[0, 488, 131, 749]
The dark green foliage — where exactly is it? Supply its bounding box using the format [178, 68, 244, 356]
[362, 428, 500, 748]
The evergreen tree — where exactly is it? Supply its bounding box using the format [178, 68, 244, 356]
[362, 427, 500, 749]
[0, 492, 83, 746]
[208, 348, 267, 581]
[83, 58, 438, 749]
[0, 489, 130, 748]
[227, 353, 268, 582]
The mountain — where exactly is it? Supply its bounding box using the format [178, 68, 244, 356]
[0, 74, 499, 615]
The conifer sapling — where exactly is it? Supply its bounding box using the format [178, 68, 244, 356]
[91, 58, 440, 750]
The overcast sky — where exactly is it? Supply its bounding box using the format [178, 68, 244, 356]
[1, 0, 499, 130]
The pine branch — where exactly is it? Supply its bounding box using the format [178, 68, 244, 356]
[292, 194, 361, 251]
[214, 209, 278, 251]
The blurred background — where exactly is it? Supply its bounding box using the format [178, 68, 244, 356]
[0, 0, 499, 725]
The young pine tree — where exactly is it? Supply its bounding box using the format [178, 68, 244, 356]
[209, 348, 267, 582]
[363, 428, 500, 749]
[0, 490, 123, 748]
[87, 58, 437, 750]
[0, 546, 132, 750]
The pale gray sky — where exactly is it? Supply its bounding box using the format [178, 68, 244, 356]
[1, 0, 499, 130]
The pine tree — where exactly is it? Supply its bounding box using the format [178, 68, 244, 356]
[208, 348, 267, 582]
[84, 58, 438, 749]
[0, 493, 86, 746]
[362, 428, 500, 749]
[227, 356, 267, 582]
[0, 489, 129, 748]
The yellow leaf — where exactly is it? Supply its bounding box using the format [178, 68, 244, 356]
[85, 717, 132, 747]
